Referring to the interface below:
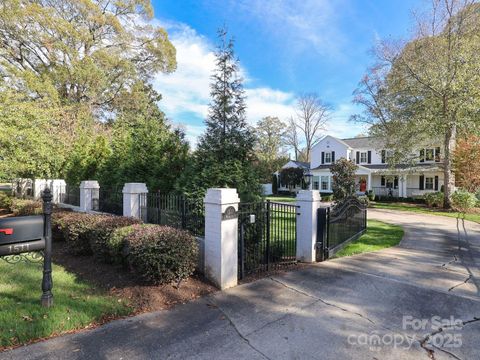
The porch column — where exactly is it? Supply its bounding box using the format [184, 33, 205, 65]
[402, 175, 408, 198]
[367, 173, 372, 191]
[296, 190, 322, 262]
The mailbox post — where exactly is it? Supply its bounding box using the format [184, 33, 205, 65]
[41, 188, 53, 307]
[0, 188, 54, 307]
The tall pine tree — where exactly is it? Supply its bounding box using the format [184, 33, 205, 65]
[177, 28, 261, 201]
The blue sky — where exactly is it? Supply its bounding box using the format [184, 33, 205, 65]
[150, 0, 420, 146]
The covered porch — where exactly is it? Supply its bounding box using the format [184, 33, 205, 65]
[371, 171, 444, 198]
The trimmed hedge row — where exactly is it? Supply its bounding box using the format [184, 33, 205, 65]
[0, 193, 43, 216]
[52, 211, 198, 284]
[10, 198, 43, 216]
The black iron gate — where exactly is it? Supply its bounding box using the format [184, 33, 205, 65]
[238, 200, 298, 280]
[316, 196, 367, 261]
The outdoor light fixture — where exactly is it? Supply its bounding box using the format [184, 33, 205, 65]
[303, 171, 313, 189]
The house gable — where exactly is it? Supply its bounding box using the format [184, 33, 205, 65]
[310, 135, 350, 169]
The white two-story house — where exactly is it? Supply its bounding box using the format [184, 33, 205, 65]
[277, 135, 445, 198]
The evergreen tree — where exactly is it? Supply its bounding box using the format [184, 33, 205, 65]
[178, 28, 261, 200]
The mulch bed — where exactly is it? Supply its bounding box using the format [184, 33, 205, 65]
[52, 242, 217, 313]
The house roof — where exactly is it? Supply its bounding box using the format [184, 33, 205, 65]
[289, 160, 310, 169]
[311, 164, 371, 171]
[341, 136, 384, 149]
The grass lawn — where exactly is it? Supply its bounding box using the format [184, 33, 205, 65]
[0, 258, 133, 348]
[265, 195, 296, 203]
[372, 201, 480, 224]
[334, 220, 404, 258]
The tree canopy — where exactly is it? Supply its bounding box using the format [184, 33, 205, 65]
[331, 159, 358, 201]
[0, 0, 187, 189]
[177, 28, 261, 200]
[254, 116, 289, 183]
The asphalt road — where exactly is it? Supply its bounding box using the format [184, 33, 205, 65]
[2, 209, 479, 359]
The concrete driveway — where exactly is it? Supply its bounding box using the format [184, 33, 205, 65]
[2, 209, 480, 359]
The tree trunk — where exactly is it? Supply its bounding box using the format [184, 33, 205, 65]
[443, 124, 457, 208]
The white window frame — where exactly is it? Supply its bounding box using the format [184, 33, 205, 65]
[425, 177, 434, 190]
[324, 152, 332, 164]
[420, 148, 439, 163]
[313, 178, 319, 190]
[321, 176, 330, 191]
[360, 152, 367, 163]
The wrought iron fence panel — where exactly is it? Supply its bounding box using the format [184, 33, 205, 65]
[59, 185, 80, 207]
[139, 193, 205, 237]
[238, 201, 298, 280]
[317, 196, 367, 260]
[97, 189, 123, 215]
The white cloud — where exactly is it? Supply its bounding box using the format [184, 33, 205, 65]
[153, 21, 298, 146]
[152, 19, 364, 148]
[152, 23, 214, 120]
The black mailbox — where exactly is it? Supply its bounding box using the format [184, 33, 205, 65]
[0, 215, 45, 256]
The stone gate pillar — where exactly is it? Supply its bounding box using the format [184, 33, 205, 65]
[204, 188, 240, 290]
[296, 190, 322, 262]
[79, 181, 99, 212]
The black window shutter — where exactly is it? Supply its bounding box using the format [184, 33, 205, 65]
[356, 151, 360, 164]
[367, 151, 372, 164]
[381, 150, 386, 163]
[435, 176, 439, 190]
[394, 176, 398, 189]
[435, 147, 441, 162]
[420, 149, 425, 163]
[419, 175, 424, 190]
[321, 152, 325, 164]
[331, 151, 335, 163]
[381, 176, 385, 186]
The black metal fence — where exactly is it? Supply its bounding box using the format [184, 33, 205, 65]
[238, 200, 298, 280]
[95, 189, 123, 215]
[316, 196, 367, 260]
[59, 185, 80, 206]
[139, 193, 205, 237]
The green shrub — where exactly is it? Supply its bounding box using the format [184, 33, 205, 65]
[10, 198, 43, 216]
[451, 190, 477, 212]
[0, 192, 12, 209]
[424, 192, 444, 208]
[367, 190, 376, 201]
[51, 209, 74, 241]
[55, 212, 108, 255]
[125, 225, 198, 285]
[322, 194, 333, 202]
[89, 216, 142, 262]
[107, 225, 138, 262]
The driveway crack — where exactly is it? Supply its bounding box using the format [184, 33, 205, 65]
[214, 305, 273, 360]
[418, 316, 479, 360]
[448, 275, 473, 292]
[441, 255, 458, 269]
[270, 277, 376, 326]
